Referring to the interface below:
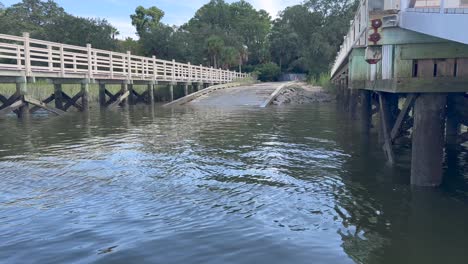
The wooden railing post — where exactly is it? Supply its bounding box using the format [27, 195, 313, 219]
[152, 55, 157, 81]
[172, 59, 176, 82]
[86, 44, 93, 78]
[127, 51, 132, 79]
[110, 52, 114, 78]
[59, 44, 65, 77]
[22, 32, 31, 76]
[47, 45, 53, 71]
[188, 62, 192, 82]
[200, 65, 203, 82]
[210, 67, 214, 83]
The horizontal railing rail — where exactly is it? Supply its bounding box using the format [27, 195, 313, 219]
[0, 33, 249, 83]
[330, 0, 368, 77]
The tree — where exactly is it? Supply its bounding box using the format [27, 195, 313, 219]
[206, 35, 224, 68]
[0, 0, 118, 50]
[131, 6, 165, 36]
[0, 0, 66, 38]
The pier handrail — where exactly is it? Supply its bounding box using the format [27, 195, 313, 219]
[330, 0, 369, 77]
[0, 33, 249, 83]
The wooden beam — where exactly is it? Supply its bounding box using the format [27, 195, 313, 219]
[63, 91, 84, 111]
[24, 96, 65, 115]
[0, 94, 7, 104]
[30, 94, 55, 113]
[0, 93, 20, 110]
[391, 94, 417, 142]
[109, 90, 130, 109]
[0, 100, 24, 117]
[379, 93, 395, 165]
[104, 90, 122, 106]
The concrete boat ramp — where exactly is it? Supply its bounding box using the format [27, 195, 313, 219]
[164, 82, 292, 108]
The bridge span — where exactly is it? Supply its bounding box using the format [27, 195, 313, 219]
[0, 33, 248, 117]
[331, 0, 468, 187]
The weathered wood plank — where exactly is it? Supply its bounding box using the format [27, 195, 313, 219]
[400, 43, 468, 60]
[457, 58, 468, 77]
[0, 100, 24, 117]
[391, 94, 417, 142]
[417, 60, 434, 78]
[30, 94, 55, 113]
[436, 59, 455, 77]
[24, 96, 65, 115]
[109, 90, 130, 109]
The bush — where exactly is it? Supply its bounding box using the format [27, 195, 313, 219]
[309, 72, 335, 93]
[255, 62, 281, 82]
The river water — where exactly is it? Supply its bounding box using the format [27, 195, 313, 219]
[0, 103, 467, 264]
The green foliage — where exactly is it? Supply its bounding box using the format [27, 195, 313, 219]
[128, 0, 271, 69]
[131, 6, 165, 36]
[0, 0, 358, 80]
[0, 0, 118, 50]
[309, 72, 335, 92]
[270, 0, 358, 77]
[255, 63, 281, 82]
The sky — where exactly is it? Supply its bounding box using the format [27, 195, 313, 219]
[1, 0, 304, 39]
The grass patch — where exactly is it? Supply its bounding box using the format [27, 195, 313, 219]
[308, 72, 336, 94]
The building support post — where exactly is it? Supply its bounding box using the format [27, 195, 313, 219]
[99, 83, 106, 107]
[184, 83, 189, 96]
[169, 83, 174, 102]
[411, 94, 447, 187]
[54, 83, 63, 110]
[446, 94, 462, 145]
[147, 82, 155, 105]
[359, 89, 372, 132]
[128, 83, 135, 105]
[379, 92, 395, 165]
[120, 80, 129, 107]
[348, 89, 359, 119]
[81, 79, 90, 111]
[16, 76, 29, 118]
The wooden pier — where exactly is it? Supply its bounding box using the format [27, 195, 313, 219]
[331, 0, 468, 187]
[0, 33, 248, 117]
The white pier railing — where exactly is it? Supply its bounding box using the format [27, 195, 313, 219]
[0, 33, 248, 83]
[330, 0, 368, 77]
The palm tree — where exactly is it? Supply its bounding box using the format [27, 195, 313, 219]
[206, 35, 224, 68]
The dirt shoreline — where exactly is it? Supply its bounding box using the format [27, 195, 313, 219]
[272, 82, 334, 105]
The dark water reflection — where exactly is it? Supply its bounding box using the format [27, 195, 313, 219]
[0, 104, 467, 264]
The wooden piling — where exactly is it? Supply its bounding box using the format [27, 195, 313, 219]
[169, 84, 174, 101]
[379, 93, 395, 165]
[81, 79, 89, 111]
[15, 77, 29, 118]
[128, 84, 136, 105]
[184, 83, 189, 96]
[348, 89, 359, 119]
[120, 81, 129, 107]
[411, 94, 447, 187]
[54, 83, 63, 110]
[147, 83, 155, 104]
[359, 89, 372, 132]
[446, 94, 462, 145]
[99, 83, 106, 106]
